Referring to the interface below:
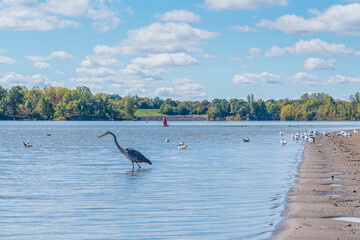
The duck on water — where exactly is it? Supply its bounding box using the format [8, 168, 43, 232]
[23, 142, 33, 147]
[97, 131, 152, 169]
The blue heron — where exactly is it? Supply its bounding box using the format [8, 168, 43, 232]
[97, 131, 152, 169]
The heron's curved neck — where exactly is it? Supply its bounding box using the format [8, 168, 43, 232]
[109, 132, 126, 155]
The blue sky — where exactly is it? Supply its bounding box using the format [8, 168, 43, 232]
[1, 0, 360, 101]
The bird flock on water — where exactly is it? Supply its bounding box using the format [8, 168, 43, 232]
[22, 125, 360, 169]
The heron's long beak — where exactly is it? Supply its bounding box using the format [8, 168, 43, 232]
[97, 133, 107, 138]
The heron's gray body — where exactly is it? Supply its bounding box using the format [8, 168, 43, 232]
[123, 147, 152, 164]
[98, 131, 152, 169]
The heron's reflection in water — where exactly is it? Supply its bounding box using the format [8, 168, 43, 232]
[125, 168, 151, 177]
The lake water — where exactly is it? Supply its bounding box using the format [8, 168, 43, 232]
[0, 121, 359, 239]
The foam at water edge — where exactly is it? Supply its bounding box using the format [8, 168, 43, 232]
[333, 217, 360, 223]
[325, 172, 343, 175]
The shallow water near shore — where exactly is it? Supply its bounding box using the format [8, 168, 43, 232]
[0, 121, 359, 239]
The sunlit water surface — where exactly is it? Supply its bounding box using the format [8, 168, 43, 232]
[0, 121, 359, 239]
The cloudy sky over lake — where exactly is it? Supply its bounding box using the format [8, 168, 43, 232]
[1, 0, 359, 100]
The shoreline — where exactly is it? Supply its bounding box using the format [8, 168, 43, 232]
[271, 130, 360, 239]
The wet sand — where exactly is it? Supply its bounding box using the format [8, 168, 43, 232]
[271, 130, 360, 240]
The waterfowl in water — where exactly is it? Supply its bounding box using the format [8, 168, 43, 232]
[23, 142, 33, 147]
[97, 131, 152, 169]
[178, 144, 187, 149]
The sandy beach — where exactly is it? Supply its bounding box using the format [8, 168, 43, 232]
[272, 130, 360, 240]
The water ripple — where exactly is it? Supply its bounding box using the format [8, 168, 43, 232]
[0, 121, 359, 239]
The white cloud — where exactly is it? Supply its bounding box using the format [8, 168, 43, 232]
[49, 51, 73, 59]
[0, 72, 55, 86]
[55, 70, 65, 75]
[246, 47, 261, 59]
[87, 5, 121, 32]
[171, 77, 194, 85]
[155, 10, 201, 22]
[0, 0, 120, 31]
[327, 74, 360, 84]
[264, 46, 287, 57]
[34, 62, 50, 69]
[0, 56, 16, 64]
[71, 65, 163, 91]
[93, 22, 218, 55]
[131, 53, 199, 68]
[265, 39, 357, 57]
[260, 72, 282, 84]
[0, 1, 79, 31]
[233, 72, 281, 85]
[82, 83, 103, 91]
[199, 53, 215, 59]
[204, 0, 287, 10]
[73, 22, 216, 97]
[291, 72, 321, 85]
[125, 6, 134, 16]
[257, 3, 360, 35]
[303, 58, 335, 70]
[71, 63, 208, 98]
[76, 67, 117, 79]
[41, 0, 90, 17]
[26, 51, 73, 61]
[25, 55, 46, 62]
[232, 74, 257, 85]
[112, 83, 149, 96]
[154, 82, 206, 100]
[117, 64, 163, 82]
[231, 25, 256, 32]
[290, 73, 360, 86]
[81, 55, 119, 67]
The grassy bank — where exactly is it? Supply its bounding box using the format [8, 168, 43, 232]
[134, 109, 167, 117]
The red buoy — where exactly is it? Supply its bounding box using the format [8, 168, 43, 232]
[163, 117, 169, 127]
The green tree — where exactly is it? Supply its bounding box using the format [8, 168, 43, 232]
[0, 86, 7, 116]
[24, 99, 32, 118]
[177, 105, 190, 115]
[160, 104, 175, 115]
[5, 86, 25, 117]
[36, 97, 54, 119]
[125, 97, 136, 119]
[54, 102, 67, 119]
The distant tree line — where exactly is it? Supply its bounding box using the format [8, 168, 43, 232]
[0, 85, 360, 121]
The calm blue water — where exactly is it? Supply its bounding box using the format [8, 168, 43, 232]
[0, 121, 359, 239]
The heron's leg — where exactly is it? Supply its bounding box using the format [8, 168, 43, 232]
[136, 162, 141, 168]
[132, 162, 134, 169]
